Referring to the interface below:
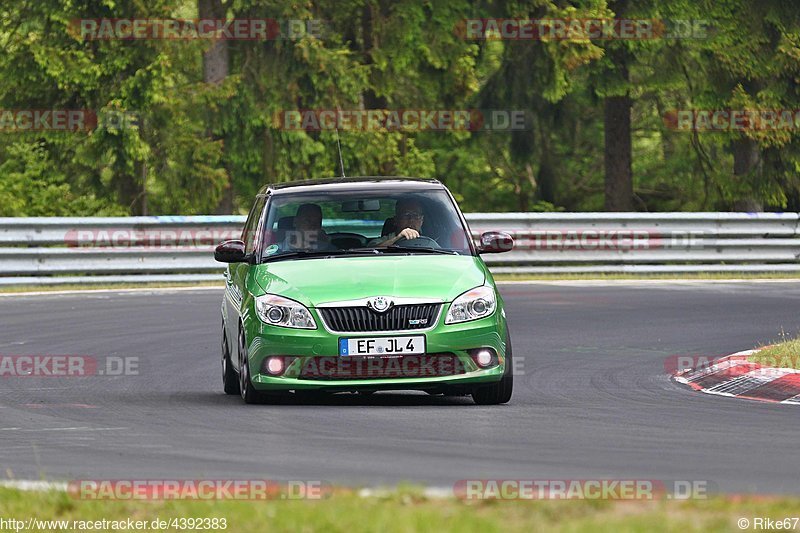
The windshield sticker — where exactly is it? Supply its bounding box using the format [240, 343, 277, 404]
[265, 244, 280, 255]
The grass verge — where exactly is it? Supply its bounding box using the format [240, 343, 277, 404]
[0, 282, 221, 294]
[1, 487, 799, 532]
[750, 336, 800, 370]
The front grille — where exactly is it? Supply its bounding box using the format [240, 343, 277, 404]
[298, 353, 465, 380]
[318, 304, 440, 332]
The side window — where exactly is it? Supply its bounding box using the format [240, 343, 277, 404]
[242, 196, 266, 255]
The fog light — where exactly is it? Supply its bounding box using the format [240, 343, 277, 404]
[265, 356, 285, 376]
[470, 348, 496, 368]
[475, 350, 493, 367]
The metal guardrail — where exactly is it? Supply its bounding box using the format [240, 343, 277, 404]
[0, 213, 798, 285]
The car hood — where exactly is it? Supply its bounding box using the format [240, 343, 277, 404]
[252, 255, 487, 307]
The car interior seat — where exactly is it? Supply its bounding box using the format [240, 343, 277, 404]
[381, 217, 395, 237]
[272, 215, 294, 243]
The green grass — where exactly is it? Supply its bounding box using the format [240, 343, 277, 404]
[1, 487, 799, 532]
[751, 336, 800, 370]
[0, 282, 221, 294]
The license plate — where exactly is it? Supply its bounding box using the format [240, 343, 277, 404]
[339, 336, 425, 356]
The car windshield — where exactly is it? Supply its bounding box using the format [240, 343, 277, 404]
[259, 188, 473, 261]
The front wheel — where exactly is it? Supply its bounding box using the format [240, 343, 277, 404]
[472, 329, 514, 405]
[238, 327, 266, 404]
[222, 322, 240, 395]
[238, 326, 286, 405]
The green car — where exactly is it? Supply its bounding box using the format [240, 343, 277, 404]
[215, 178, 515, 405]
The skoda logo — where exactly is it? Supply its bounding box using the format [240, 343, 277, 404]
[368, 296, 392, 313]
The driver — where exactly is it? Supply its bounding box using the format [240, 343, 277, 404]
[282, 203, 337, 251]
[374, 198, 436, 247]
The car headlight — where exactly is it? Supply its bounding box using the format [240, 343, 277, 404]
[255, 294, 317, 329]
[445, 285, 496, 324]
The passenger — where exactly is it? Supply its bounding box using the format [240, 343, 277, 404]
[282, 203, 337, 251]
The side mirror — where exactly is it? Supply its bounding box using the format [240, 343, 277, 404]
[214, 240, 248, 263]
[477, 231, 514, 254]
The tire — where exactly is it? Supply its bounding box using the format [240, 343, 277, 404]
[221, 323, 240, 395]
[238, 326, 267, 404]
[472, 328, 514, 405]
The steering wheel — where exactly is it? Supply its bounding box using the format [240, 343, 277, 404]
[396, 235, 441, 248]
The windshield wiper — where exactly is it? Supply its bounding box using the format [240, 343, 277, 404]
[262, 250, 350, 262]
[262, 246, 458, 262]
[384, 245, 459, 255]
[340, 247, 385, 254]
[262, 248, 390, 262]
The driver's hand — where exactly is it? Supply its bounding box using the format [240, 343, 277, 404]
[396, 228, 420, 241]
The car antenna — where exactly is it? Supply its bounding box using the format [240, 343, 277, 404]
[335, 127, 346, 178]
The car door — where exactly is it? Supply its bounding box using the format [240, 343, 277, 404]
[225, 195, 266, 368]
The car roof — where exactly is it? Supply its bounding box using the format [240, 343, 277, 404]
[258, 177, 444, 196]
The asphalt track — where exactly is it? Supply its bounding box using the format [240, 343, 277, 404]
[1, 282, 800, 494]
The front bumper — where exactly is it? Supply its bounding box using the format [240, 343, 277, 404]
[243, 307, 507, 392]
